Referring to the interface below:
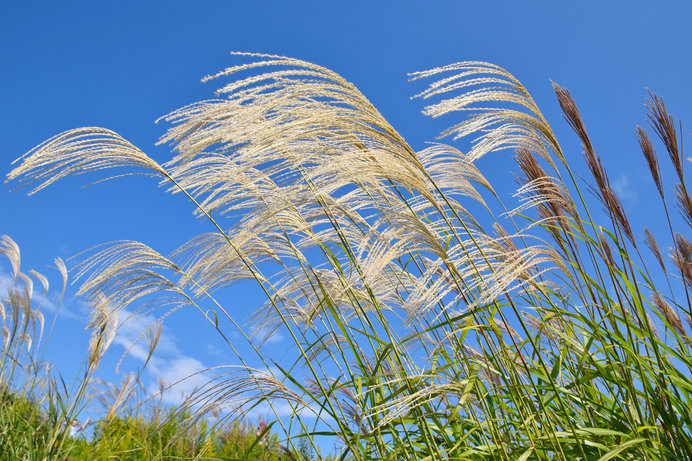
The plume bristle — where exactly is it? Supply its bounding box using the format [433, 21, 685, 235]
[7, 128, 168, 195]
[652, 292, 685, 337]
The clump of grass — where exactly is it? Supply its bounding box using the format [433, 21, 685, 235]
[0, 236, 112, 460]
[7, 53, 692, 460]
[70, 374, 295, 460]
[67, 409, 288, 460]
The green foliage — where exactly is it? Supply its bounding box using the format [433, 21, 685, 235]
[1, 382, 301, 461]
[67, 412, 293, 460]
[297, 431, 315, 461]
[0, 391, 50, 460]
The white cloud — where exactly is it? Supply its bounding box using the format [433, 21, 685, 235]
[105, 312, 295, 419]
[612, 174, 637, 206]
[111, 309, 177, 356]
[147, 356, 209, 405]
[206, 343, 225, 357]
[245, 400, 318, 420]
[264, 330, 285, 345]
[0, 270, 12, 294]
[107, 308, 214, 406]
[252, 327, 286, 346]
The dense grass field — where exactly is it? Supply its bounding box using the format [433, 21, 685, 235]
[0, 392, 298, 460]
[3, 54, 692, 459]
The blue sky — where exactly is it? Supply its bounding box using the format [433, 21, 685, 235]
[2, 0, 691, 431]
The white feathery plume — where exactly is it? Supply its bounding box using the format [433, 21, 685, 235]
[54, 257, 68, 301]
[411, 61, 563, 168]
[8, 127, 168, 194]
[0, 235, 21, 280]
[28, 269, 49, 296]
[86, 293, 118, 367]
[74, 241, 194, 314]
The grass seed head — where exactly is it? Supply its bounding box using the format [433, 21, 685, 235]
[652, 292, 685, 337]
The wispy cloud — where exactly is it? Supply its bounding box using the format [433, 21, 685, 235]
[109, 308, 213, 405]
[264, 330, 285, 345]
[612, 174, 637, 207]
[245, 400, 318, 420]
[206, 343, 225, 357]
[0, 269, 11, 295]
[147, 356, 209, 405]
[111, 309, 177, 361]
[252, 327, 286, 346]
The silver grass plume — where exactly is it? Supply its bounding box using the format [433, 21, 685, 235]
[0, 235, 21, 280]
[651, 292, 685, 337]
[86, 294, 118, 368]
[671, 234, 692, 287]
[7, 127, 168, 194]
[411, 62, 564, 170]
[554, 84, 635, 246]
[646, 90, 682, 182]
[637, 127, 664, 199]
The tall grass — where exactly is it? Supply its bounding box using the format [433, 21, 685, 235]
[0, 237, 299, 460]
[7, 53, 692, 460]
[0, 236, 110, 460]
